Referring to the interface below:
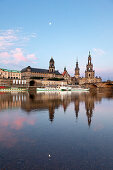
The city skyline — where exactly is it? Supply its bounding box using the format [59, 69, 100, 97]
[0, 0, 113, 80]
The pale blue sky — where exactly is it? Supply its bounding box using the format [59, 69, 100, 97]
[0, 0, 113, 80]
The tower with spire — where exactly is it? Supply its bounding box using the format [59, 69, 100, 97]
[49, 57, 55, 73]
[75, 59, 80, 79]
[85, 51, 95, 79]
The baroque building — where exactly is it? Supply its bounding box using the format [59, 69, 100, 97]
[21, 57, 68, 86]
[77, 52, 102, 85]
[21, 57, 63, 80]
[0, 68, 21, 79]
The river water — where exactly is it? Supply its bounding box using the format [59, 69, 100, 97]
[0, 91, 113, 170]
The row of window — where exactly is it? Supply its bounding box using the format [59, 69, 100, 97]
[13, 80, 26, 84]
[23, 72, 57, 78]
[1, 77, 20, 79]
[0, 72, 20, 76]
[43, 82, 63, 85]
[31, 74, 50, 78]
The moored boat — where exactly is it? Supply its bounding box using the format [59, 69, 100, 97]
[37, 86, 71, 91]
[71, 87, 89, 92]
[36, 86, 89, 92]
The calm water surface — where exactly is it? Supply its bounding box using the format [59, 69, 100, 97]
[0, 91, 113, 170]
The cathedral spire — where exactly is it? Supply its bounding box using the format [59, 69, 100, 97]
[89, 51, 91, 57]
[88, 51, 92, 65]
[76, 57, 79, 69]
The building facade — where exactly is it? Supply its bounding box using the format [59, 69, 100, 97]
[21, 57, 63, 80]
[0, 68, 21, 79]
[0, 68, 26, 87]
[74, 52, 102, 85]
[21, 57, 68, 86]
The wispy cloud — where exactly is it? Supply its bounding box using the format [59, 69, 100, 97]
[0, 28, 37, 51]
[0, 28, 37, 66]
[0, 29, 19, 50]
[92, 48, 106, 56]
[0, 48, 37, 64]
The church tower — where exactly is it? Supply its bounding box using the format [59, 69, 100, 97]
[85, 51, 95, 79]
[49, 57, 55, 73]
[75, 59, 80, 78]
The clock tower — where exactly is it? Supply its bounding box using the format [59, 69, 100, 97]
[49, 57, 55, 73]
[85, 51, 95, 79]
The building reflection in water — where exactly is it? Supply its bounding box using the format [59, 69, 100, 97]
[85, 94, 95, 127]
[74, 95, 80, 119]
[0, 91, 113, 126]
[49, 106, 55, 122]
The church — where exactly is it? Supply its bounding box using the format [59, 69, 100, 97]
[73, 51, 102, 85]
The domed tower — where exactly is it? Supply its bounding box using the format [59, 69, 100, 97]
[75, 59, 80, 78]
[49, 57, 55, 73]
[85, 51, 95, 79]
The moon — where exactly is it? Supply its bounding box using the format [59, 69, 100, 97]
[49, 22, 52, 26]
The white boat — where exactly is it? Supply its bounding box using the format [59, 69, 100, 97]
[37, 87, 59, 91]
[60, 86, 71, 91]
[36, 85, 90, 92]
[37, 86, 72, 91]
[36, 86, 89, 92]
[71, 87, 89, 92]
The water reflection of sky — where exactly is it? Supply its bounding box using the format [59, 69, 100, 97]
[0, 91, 113, 169]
